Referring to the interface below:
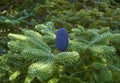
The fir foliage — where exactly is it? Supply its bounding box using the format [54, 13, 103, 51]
[0, 22, 120, 83]
[0, 22, 80, 82]
[0, 0, 120, 83]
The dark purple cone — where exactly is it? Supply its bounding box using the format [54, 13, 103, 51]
[56, 28, 68, 51]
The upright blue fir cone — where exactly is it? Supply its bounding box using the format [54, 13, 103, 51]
[56, 28, 68, 51]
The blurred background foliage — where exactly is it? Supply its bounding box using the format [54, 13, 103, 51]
[0, 0, 120, 60]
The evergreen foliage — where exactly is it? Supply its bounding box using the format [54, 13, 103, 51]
[0, 22, 120, 83]
[0, 0, 120, 83]
[0, 0, 120, 50]
[0, 22, 80, 82]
